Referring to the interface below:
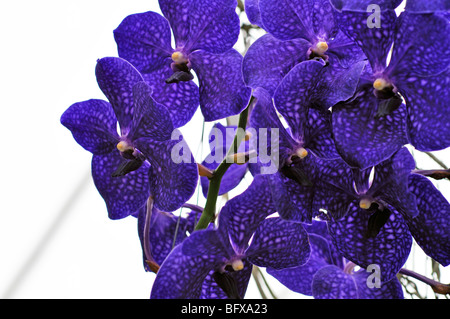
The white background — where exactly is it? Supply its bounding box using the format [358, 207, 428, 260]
[0, 1, 448, 299]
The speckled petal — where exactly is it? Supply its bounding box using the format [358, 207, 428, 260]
[332, 86, 408, 169]
[332, 8, 397, 73]
[267, 232, 334, 295]
[274, 60, 325, 134]
[218, 174, 277, 252]
[327, 203, 412, 282]
[404, 0, 450, 13]
[135, 135, 198, 212]
[245, 0, 263, 27]
[60, 99, 119, 155]
[369, 148, 418, 218]
[113, 11, 173, 74]
[396, 70, 450, 151]
[158, 0, 191, 47]
[245, 217, 311, 270]
[91, 151, 150, 219]
[242, 34, 311, 95]
[184, 0, 240, 53]
[141, 65, 199, 128]
[388, 12, 450, 78]
[189, 49, 252, 121]
[259, 0, 336, 41]
[128, 81, 174, 141]
[95, 57, 145, 131]
[406, 174, 450, 266]
[200, 263, 253, 299]
[150, 244, 218, 299]
[353, 269, 404, 299]
[312, 265, 358, 299]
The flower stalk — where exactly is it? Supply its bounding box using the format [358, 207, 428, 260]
[194, 96, 256, 230]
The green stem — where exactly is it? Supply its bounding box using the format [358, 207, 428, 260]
[194, 96, 255, 230]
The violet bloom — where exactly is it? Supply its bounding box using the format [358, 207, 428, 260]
[248, 83, 341, 223]
[304, 147, 450, 282]
[268, 220, 404, 299]
[61, 57, 198, 218]
[114, 0, 251, 124]
[150, 175, 311, 299]
[330, 0, 450, 169]
[243, 0, 366, 96]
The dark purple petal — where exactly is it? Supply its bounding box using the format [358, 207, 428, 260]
[396, 70, 450, 151]
[312, 265, 359, 299]
[113, 11, 173, 74]
[150, 244, 217, 299]
[189, 49, 252, 121]
[328, 204, 412, 282]
[244, 0, 263, 27]
[353, 269, 404, 299]
[330, 0, 402, 11]
[137, 206, 191, 268]
[158, 0, 191, 47]
[245, 218, 311, 269]
[406, 174, 450, 266]
[183, 0, 240, 53]
[181, 228, 231, 258]
[369, 148, 419, 218]
[200, 263, 252, 299]
[60, 99, 119, 155]
[388, 12, 450, 78]
[91, 151, 150, 219]
[303, 108, 340, 159]
[218, 174, 277, 252]
[135, 135, 198, 212]
[266, 171, 316, 223]
[332, 8, 397, 73]
[259, 0, 337, 41]
[242, 34, 310, 95]
[128, 81, 174, 141]
[332, 86, 408, 169]
[266, 233, 334, 295]
[95, 57, 145, 132]
[249, 87, 298, 166]
[141, 65, 199, 128]
[274, 60, 326, 135]
[405, 0, 450, 12]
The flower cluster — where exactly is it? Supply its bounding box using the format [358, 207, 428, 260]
[61, 0, 449, 299]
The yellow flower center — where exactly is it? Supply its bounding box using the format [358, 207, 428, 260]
[231, 259, 244, 271]
[359, 198, 373, 210]
[373, 78, 389, 91]
[315, 41, 329, 54]
[171, 51, 188, 64]
[116, 141, 133, 153]
[296, 147, 308, 159]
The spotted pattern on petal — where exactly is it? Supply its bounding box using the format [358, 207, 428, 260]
[389, 12, 450, 78]
[91, 151, 150, 219]
[95, 57, 145, 132]
[406, 174, 450, 266]
[334, 9, 396, 73]
[135, 136, 198, 212]
[158, 0, 191, 47]
[312, 265, 358, 299]
[328, 204, 412, 282]
[114, 11, 173, 74]
[142, 66, 199, 128]
[190, 49, 251, 121]
[150, 244, 218, 299]
[60, 99, 119, 155]
[397, 69, 450, 151]
[332, 86, 408, 169]
[242, 34, 311, 96]
[246, 217, 311, 270]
